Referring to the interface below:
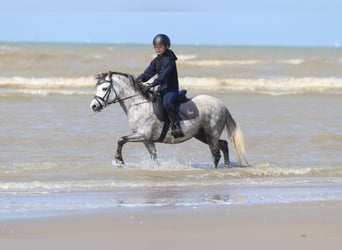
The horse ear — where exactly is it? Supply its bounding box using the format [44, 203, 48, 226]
[108, 71, 112, 79]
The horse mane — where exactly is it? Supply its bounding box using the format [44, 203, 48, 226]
[95, 71, 149, 100]
[95, 72, 108, 85]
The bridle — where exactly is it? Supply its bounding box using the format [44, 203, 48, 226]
[93, 77, 139, 110]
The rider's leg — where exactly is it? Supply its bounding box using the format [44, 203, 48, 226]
[163, 91, 184, 138]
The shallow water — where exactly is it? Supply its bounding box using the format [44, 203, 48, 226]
[1, 92, 341, 218]
[0, 43, 341, 218]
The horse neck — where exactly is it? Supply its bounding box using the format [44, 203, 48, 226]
[114, 76, 149, 114]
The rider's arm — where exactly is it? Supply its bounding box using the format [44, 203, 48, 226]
[151, 57, 174, 87]
[137, 58, 157, 82]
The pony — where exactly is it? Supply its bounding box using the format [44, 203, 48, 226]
[90, 71, 248, 168]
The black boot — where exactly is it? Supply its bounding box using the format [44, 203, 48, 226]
[167, 106, 184, 138]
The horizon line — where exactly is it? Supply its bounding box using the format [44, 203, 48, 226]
[0, 40, 340, 49]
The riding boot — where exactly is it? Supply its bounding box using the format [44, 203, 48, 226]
[167, 106, 184, 138]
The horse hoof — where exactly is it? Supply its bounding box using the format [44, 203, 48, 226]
[112, 160, 124, 168]
[153, 159, 161, 167]
[225, 163, 233, 168]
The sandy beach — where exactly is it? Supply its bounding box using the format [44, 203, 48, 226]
[1, 201, 341, 250]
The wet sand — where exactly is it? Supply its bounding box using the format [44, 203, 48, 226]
[1, 201, 341, 250]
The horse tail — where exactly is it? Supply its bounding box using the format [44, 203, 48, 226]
[225, 109, 249, 166]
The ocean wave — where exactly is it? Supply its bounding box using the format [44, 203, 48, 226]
[275, 59, 305, 65]
[177, 54, 197, 60]
[0, 45, 20, 52]
[1, 174, 341, 195]
[234, 165, 342, 178]
[0, 76, 94, 89]
[180, 77, 342, 94]
[178, 59, 262, 66]
[1, 162, 341, 183]
[1, 162, 341, 209]
[1, 76, 341, 95]
[176, 55, 342, 67]
[178, 58, 306, 66]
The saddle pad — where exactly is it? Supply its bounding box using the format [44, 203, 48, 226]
[153, 99, 199, 122]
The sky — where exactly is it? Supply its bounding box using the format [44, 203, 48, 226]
[0, 0, 342, 47]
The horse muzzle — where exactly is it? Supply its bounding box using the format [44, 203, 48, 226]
[90, 98, 104, 112]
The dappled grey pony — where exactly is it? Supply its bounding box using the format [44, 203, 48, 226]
[90, 71, 248, 168]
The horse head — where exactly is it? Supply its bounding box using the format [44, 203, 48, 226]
[90, 71, 117, 112]
[90, 71, 146, 113]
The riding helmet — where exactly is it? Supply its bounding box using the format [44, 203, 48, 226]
[153, 34, 171, 47]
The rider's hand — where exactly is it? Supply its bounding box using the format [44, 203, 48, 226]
[143, 83, 152, 93]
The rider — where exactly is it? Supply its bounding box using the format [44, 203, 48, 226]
[136, 34, 184, 138]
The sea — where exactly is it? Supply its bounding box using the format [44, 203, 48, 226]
[0, 42, 341, 219]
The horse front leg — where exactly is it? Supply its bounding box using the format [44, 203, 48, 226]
[114, 133, 145, 167]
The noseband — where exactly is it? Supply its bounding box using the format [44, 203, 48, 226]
[93, 78, 139, 109]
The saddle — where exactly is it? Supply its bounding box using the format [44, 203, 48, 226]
[152, 90, 199, 122]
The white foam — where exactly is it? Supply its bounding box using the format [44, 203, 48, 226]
[177, 54, 197, 60]
[178, 58, 305, 66]
[179, 77, 342, 94]
[0, 45, 20, 52]
[178, 59, 262, 66]
[275, 59, 304, 65]
[1, 76, 341, 95]
[0, 76, 94, 89]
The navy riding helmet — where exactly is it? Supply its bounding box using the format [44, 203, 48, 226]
[153, 34, 171, 47]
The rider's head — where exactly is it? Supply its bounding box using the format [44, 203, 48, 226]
[153, 34, 170, 55]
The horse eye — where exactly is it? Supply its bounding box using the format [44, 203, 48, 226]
[102, 87, 108, 91]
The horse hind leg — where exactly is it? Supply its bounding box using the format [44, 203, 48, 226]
[219, 139, 230, 167]
[195, 129, 223, 168]
[210, 145, 221, 169]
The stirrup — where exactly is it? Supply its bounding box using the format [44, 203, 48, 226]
[171, 126, 184, 138]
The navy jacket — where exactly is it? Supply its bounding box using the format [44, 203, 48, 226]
[137, 49, 179, 92]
